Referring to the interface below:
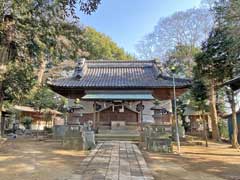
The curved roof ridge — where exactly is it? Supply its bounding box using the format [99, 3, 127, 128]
[85, 60, 156, 63]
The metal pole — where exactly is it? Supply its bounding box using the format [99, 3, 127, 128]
[173, 74, 181, 153]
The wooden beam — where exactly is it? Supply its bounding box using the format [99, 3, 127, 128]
[153, 88, 188, 100]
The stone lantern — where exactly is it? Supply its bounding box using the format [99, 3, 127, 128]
[67, 99, 84, 127]
[150, 105, 172, 125]
[144, 105, 173, 153]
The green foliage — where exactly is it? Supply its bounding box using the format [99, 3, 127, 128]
[67, 0, 101, 16]
[2, 61, 35, 102]
[44, 126, 52, 133]
[22, 116, 32, 129]
[24, 86, 66, 111]
[193, 0, 240, 92]
[191, 79, 208, 108]
[194, 28, 236, 83]
[213, 0, 240, 76]
[191, 1, 240, 142]
[191, 80, 208, 102]
[0, 0, 102, 99]
[52, 22, 87, 63]
[81, 27, 133, 60]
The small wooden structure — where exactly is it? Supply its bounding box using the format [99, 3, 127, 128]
[13, 105, 63, 130]
[224, 111, 240, 143]
[223, 76, 240, 143]
[183, 106, 212, 136]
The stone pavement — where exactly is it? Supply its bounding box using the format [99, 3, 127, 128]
[69, 141, 154, 180]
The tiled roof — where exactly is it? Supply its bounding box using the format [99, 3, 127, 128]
[14, 105, 62, 115]
[48, 60, 191, 89]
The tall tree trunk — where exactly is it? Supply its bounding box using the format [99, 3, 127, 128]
[37, 54, 46, 86]
[202, 113, 208, 147]
[227, 89, 239, 148]
[0, 15, 16, 137]
[209, 81, 220, 141]
[0, 82, 3, 138]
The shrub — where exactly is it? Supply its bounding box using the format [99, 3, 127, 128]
[22, 116, 32, 129]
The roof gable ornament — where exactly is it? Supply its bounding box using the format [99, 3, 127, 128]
[73, 58, 85, 79]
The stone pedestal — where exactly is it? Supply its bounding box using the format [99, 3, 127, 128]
[146, 137, 172, 152]
[144, 125, 173, 153]
[53, 125, 67, 139]
[82, 131, 95, 150]
[62, 126, 96, 150]
[62, 128, 83, 150]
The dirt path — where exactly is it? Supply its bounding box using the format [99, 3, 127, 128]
[0, 138, 87, 180]
[144, 141, 240, 180]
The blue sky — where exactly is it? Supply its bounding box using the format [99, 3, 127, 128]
[78, 0, 202, 55]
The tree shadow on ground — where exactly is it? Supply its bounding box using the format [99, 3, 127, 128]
[143, 144, 240, 180]
[0, 138, 88, 180]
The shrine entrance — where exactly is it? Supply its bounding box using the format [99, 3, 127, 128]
[98, 105, 139, 130]
[81, 91, 153, 132]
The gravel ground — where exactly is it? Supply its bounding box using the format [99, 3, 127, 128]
[0, 138, 87, 180]
[144, 141, 240, 180]
[0, 138, 239, 180]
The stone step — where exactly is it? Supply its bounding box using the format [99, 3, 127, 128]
[98, 129, 139, 134]
[96, 133, 141, 142]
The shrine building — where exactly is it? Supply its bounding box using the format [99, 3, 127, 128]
[48, 59, 191, 131]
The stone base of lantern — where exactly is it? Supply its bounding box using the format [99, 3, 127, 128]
[62, 128, 84, 150]
[144, 124, 173, 153]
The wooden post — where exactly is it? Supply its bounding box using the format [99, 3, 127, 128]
[97, 111, 100, 129]
[140, 101, 143, 131]
[93, 101, 96, 129]
[137, 112, 140, 130]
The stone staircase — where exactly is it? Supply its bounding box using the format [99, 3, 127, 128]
[95, 129, 141, 142]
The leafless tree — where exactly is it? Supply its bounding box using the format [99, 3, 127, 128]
[136, 8, 213, 60]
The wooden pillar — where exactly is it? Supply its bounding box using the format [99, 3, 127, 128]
[97, 112, 100, 129]
[140, 101, 143, 131]
[137, 111, 140, 130]
[93, 101, 96, 129]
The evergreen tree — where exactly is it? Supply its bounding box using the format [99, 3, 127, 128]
[214, 0, 240, 148]
[191, 79, 209, 146]
[0, 0, 101, 136]
[194, 27, 231, 141]
[194, 19, 239, 146]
